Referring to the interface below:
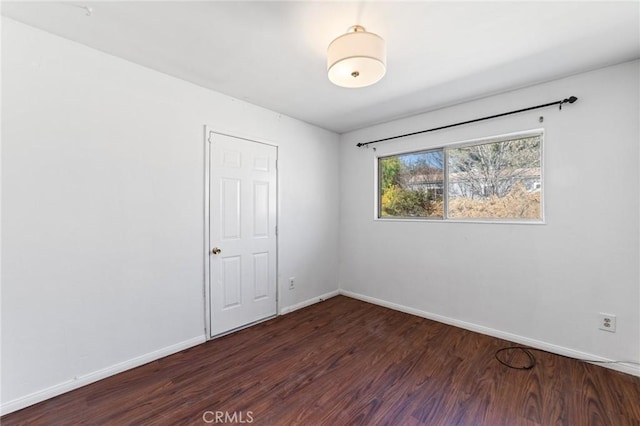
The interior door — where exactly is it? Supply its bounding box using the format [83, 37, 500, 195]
[208, 132, 277, 337]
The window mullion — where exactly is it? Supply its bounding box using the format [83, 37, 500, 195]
[444, 147, 449, 220]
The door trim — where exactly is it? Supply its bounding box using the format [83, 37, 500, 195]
[203, 126, 279, 340]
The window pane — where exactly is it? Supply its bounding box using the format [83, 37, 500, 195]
[447, 136, 542, 220]
[379, 150, 444, 218]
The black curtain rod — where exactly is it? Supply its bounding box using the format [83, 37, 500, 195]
[356, 96, 578, 148]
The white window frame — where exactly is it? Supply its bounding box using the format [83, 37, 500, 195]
[374, 129, 545, 224]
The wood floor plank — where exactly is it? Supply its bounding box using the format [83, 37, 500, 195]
[3, 296, 639, 425]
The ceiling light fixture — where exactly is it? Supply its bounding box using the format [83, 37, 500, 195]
[327, 25, 386, 88]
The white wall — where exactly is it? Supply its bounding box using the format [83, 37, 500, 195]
[1, 18, 339, 412]
[339, 60, 640, 373]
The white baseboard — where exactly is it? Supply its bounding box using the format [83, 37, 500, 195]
[279, 290, 340, 315]
[340, 289, 640, 377]
[0, 335, 206, 416]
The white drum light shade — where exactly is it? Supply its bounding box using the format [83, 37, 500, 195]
[327, 25, 386, 88]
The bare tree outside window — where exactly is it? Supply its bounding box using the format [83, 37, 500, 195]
[447, 136, 541, 219]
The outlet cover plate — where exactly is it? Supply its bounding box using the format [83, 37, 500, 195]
[599, 313, 616, 333]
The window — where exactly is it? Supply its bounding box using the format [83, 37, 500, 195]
[378, 131, 543, 222]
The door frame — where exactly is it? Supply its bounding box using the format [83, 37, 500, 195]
[203, 126, 279, 340]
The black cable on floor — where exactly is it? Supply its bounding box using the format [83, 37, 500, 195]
[495, 347, 536, 370]
[495, 346, 640, 370]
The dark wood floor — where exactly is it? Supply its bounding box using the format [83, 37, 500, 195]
[3, 295, 640, 425]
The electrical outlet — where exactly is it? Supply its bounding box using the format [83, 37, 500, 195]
[599, 313, 616, 333]
[289, 277, 295, 290]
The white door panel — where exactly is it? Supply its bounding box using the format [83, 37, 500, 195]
[209, 132, 277, 337]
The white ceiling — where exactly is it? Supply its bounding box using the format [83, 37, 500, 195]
[2, 1, 639, 133]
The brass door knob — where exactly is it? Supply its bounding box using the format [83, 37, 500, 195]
[211, 247, 222, 255]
